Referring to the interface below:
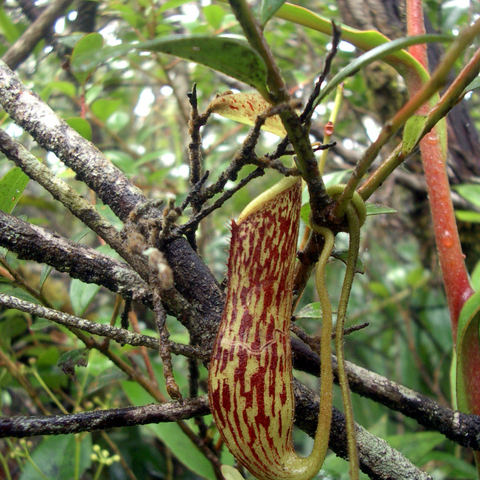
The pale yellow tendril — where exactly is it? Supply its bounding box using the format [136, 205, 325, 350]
[311, 184, 365, 480]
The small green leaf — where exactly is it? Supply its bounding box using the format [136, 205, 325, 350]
[41, 81, 76, 100]
[86, 366, 128, 395]
[158, 0, 192, 13]
[332, 249, 365, 274]
[91, 98, 122, 122]
[65, 117, 92, 141]
[69, 278, 101, 316]
[258, 0, 286, 27]
[0, 314, 28, 347]
[462, 76, 480, 97]
[0, 167, 30, 214]
[365, 203, 398, 216]
[296, 302, 322, 319]
[221, 465, 245, 480]
[386, 431, 445, 465]
[453, 184, 480, 209]
[71, 32, 104, 84]
[29, 318, 52, 331]
[369, 281, 390, 298]
[402, 115, 427, 155]
[203, 4, 226, 30]
[106, 111, 130, 133]
[455, 210, 480, 223]
[300, 201, 311, 225]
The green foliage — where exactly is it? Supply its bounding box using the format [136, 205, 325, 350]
[72, 35, 270, 96]
[19, 435, 92, 480]
[0, 167, 29, 214]
[258, 0, 286, 27]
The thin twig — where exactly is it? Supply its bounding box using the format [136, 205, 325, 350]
[300, 22, 342, 127]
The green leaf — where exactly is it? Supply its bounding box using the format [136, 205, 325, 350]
[29, 318, 53, 331]
[0, 167, 30, 214]
[462, 76, 480, 97]
[296, 302, 322, 319]
[91, 98, 122, 122]
[453, 184, 480, 209]
[315, 34, 452, 108]
[122, 381, 217, 480]
[332, 249, 365, 274]
[73, 35, 269, 96]
[386, 431, 445, 465]
[274, 2, 430, 82]
[455, 210, 480, 223]
[70, 33, 104, 84]
[65, 117, 93, 141]
[221, 465, 245, 480]
[0, 7, 21, 43]
[402, 115, 427, 155]
[158, 0, 193, 13]
[365, 203, 398, 216]
[456, 291, 480, 412]
[69, 278, 101, 316]
[471, 261, 480, 292]
[259, 0, 286, 27]
[0, 314, 28, 347]
[423, 450, 478, 479]
[203, 4, 226, 30]
[0, 281, 42, 305]
[41, 81, 76, 101]
[20, 434, 92, 480]
[86, 366, 128, 395]
[106, 111, 130, 133]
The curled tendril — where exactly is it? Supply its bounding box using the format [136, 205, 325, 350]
[310, 184, 365, 480]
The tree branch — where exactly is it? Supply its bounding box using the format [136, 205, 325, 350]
[1, 289, 478, 453]
[0, 387, 433, 480]
[2, 0, 73, 70]
[0, 128, 150, 279]
[0, 211, 151, 303]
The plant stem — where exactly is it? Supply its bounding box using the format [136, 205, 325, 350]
[228, 0, 330, 222]
[318, 85, 343, 175]
[405, 2, 475, 334]
[333, 17, 480, 219]
[0, 449, 12, 480]
[360, 46, 480, 200]
[335, 204, 361, 480]
[30, 366, 68, 414]
[20, 441, 49, 480]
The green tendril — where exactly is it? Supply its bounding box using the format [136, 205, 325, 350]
[311, 184, 365, 480]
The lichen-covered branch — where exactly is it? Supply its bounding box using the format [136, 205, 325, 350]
[0, 387, 433, 480]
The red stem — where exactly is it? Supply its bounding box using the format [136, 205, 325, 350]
[406, 0, 473, 339]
